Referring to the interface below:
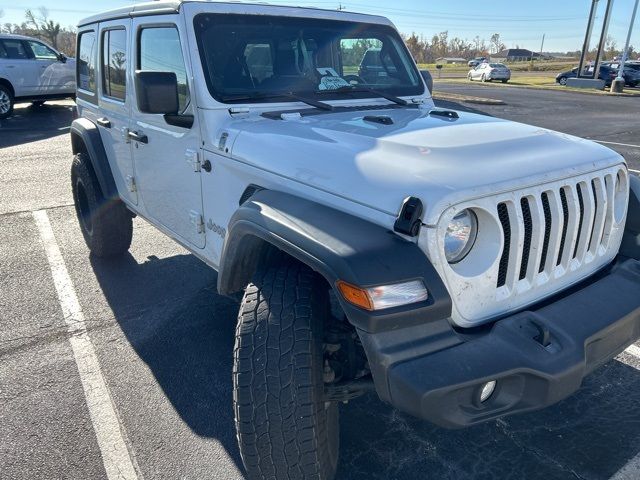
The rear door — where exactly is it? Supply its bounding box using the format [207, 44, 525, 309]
[97, 20, 137, 206]
[130, 16, 204, 248]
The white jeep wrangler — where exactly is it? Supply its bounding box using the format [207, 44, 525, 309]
[70, 2, 640, 479]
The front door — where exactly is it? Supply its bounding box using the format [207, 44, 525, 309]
[96, 20, 137, 206]
[130, 17, 205, 249]
[22, 39, 61, 95]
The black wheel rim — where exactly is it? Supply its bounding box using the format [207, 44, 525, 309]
[76, 180, 94, 235]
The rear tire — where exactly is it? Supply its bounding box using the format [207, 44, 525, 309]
[234, 260, 339, 480]
[71, 153, 132, 257]
[0, 84, 14, 119]
[32, 100, 46, 107]
[481, 74, 487, 82]
[502, 79, 508, 83]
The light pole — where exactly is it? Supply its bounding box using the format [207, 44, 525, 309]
[612, 0, 639, 92]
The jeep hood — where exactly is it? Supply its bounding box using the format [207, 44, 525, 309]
[227, 106, 623, 225]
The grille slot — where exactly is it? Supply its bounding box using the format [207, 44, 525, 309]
[539, 192, 552, 273]
[519, 198, 532, 280]
[497, 203, 510, 288]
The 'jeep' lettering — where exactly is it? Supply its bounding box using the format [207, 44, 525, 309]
[206, 219, 226, 238]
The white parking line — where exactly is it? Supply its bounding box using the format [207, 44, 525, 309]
[625, 343, 640, 359]
[33, 210, 139, 480]
[594, 140, 640, 149]
[611, 453, 640, 479]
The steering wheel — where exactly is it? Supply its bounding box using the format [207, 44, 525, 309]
[343, 74, 365, 85]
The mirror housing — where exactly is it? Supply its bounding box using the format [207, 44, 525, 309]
[134, 70, 179, 114]
[420, 70, 433, 95]
[57, 53, 67, 63]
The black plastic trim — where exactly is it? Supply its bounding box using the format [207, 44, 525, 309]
[218, 190, 452, 333]
[621, 174, 640, 259]
[366, 258, 640, 428]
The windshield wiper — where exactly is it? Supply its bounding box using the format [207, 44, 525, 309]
[317, 85, 409, 106]
[220, 92, 333, 111]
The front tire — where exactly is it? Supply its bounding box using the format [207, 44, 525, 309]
[481, 74, 487, 82]
[71, 153, 132, 257]
[234, 261, 339, 480]
[502, 79, 508, 83]
[0, 84, 14, 119]
[558, 76, 567, 86]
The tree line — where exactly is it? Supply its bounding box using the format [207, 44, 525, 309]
[0, 7, 635, 63]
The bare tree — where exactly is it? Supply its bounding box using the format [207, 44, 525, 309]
[490, 33, 505, 54]
[26, 7, 61, 48]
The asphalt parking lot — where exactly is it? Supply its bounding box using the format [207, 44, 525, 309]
[1, 88, 640, 480]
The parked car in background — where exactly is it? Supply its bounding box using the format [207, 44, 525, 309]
[468, 62, 511, 82]
[604, 62, 640, 87]
[0, 33, 75, 119]
[556, 64, 617, 87]
[467, 56, 487, 67]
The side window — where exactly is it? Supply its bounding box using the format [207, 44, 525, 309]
[139, 27, 190, 112]
[26, 40, 58, 60]
[1, 40, 30, 60]
[102, 29, 127, 101]
[0, 42, 8, 59]
[77, 31, 97, 93]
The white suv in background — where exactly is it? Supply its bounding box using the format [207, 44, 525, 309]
[0, 33, 76, 119]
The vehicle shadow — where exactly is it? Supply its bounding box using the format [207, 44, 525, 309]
[90, 251, 640, 480]
[89, 252, 245, 473]
[0, 101, 76, 149]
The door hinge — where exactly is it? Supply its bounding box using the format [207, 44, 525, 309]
[190, 211, 205, 234]
[185, 149, 201, 172]
[126, 175, 137, 192]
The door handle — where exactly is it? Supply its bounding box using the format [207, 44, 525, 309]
[96, 117, 111, 128]
[127, 130, 148, 144]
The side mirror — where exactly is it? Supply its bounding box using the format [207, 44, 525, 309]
[420, 70, 433, 95]
[57, 53, 67, 63]
[134, 70, 179, 114]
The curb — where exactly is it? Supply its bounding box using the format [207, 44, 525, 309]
[432, 92, 505, 106]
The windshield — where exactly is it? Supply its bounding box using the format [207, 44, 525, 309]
[193, 14, 423, 103]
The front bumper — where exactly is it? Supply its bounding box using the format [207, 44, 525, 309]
[358, 258, 640, 428]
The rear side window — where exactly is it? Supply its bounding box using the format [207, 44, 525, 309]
[77, 31, 97, 93]
[1, 40, 30, 59]
[138, 27, 190, 111]
[102, 29, 127, 101]
[0, 42, 7, 59]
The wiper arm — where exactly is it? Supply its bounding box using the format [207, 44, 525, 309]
[318, 85, 409, 106]
[220, 92, 333, 111]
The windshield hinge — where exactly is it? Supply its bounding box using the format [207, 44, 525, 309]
[190, 211, 205, 235]
[229, 107, 250, 117]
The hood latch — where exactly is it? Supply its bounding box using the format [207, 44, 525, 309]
[394, 196, 424, 237]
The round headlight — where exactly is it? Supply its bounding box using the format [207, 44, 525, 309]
[444, 209, 478, 264]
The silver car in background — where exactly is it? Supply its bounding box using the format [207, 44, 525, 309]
[468, 62, 511, 83]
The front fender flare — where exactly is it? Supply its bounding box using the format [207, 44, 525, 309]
[217, 190, 452, 333]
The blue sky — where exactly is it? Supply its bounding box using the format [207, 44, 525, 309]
[1, 0, 638, 52]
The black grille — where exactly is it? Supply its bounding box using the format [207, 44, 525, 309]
[519, 198, 533, 280]
[497, 203, 510, 287]
[556, 188, 569, 265]
[573, 184, 585, 258]
[539, 192, 552, 273]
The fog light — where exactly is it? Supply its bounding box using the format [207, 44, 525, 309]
[479, 380, 497, 403]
